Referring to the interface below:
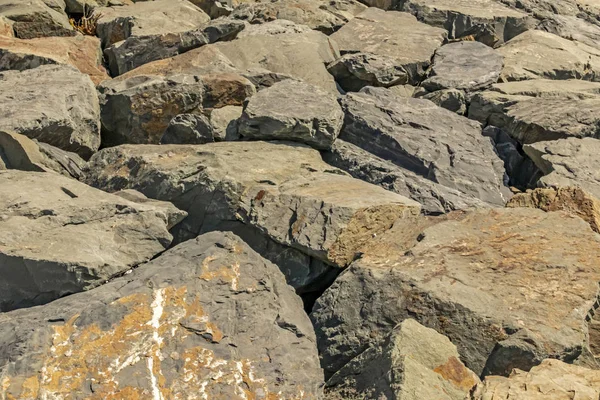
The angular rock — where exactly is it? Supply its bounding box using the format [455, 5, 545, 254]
[84, 141, 421, 269]
[0, 0, 74, 39]
[0, 15, 13, 37]
[0, 65, 100, 158]
[0, 170, 183, 311]
[161, 113, 214, 145]
[537, 14, 600, 51]
[327, 52, 409, 92]
[0, 34, 108, 85]
[421, 88, 467, 115]
[210, 105, 242, 141]
[498, 30, 600, 82]
[472, 359, 600, 399]
[190, 0, 232, 19]
[113, 189, 188, 230]
[422, 41, 504, 92]
[524, 137, 600, 199]
[312, 207, 600, 378]
[340, 87, 511, 206]
[399, 0, 533, 46]
[0, 231, 324, 398]
[327, 319, 479, 399]
[238, 80, 344, 150]
[96, 0, 210, 48]
[330, 8, 446, 85]
[323, 139, 489, 214]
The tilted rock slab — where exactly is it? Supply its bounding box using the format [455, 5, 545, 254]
[0, 231, 324, 398]
[0, 65, 100, 158]
[0, 170, 185, 312]
[340, 87, 510, 206]
[311, 207, 600, 377]
[0, 0, 74, 39]
[330, 8, 446, 85]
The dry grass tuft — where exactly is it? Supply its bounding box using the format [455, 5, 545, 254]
[69, 5, 102, 36]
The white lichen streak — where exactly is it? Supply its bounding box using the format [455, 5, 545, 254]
[148, 288, 166, 400]
[231, 261, 240, 291]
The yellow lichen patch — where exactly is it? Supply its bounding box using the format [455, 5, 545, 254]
[198, 255, 241, 291]
[433, 356, 478, 391]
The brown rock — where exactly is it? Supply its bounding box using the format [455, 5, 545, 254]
[0, 16, 13, 37]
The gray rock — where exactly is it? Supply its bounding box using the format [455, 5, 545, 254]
[326, 319, 479, 399]
[0, 65, 100, 159]
[422, 41, 504, 92]
[161, 113, 214, 145]
[210, 105, 242, 141]
[421, 88, 467, 115]
[0, 170, 183, 311]
[340, 87, 511, 206]
[189, 0, 233, 19]
[311, 207, 600, 378]
[238, 80, 344, 150]
[112, 189, 188, 230]
[323, 139, 489, 214]
[0, 0, 74, 39]
[0, 231, 324, 398]
[330, 8, 446, 85]
[537, 14, 600, 51]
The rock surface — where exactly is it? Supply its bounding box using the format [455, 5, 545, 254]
[161, 113, 215, 145]
[238, 80, 344, 150]
[0, 231, 324, 398]
[0, 65, 100, 158]
[0, 0, 74, 39]
[0, 170, 183, 312]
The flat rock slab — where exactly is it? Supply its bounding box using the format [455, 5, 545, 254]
[0, 170, 184, 311]
[96, 0, 210, 48]
[238, 80, 344, 150]
[524, 137, 600, 199]
[0, 231, 324, 398]
[498, 30, 600, 82]
[340, 87, 510, 206]
[0, 34, 109, 85]
[0, 0, 74, 39]
[422, 41, 504, 91]
[0, 65, 100, 158]
[472, 359, 600, 399]
[399, 0, 533, 46]
[469, 79, 600, 144]
[330, 8, 446, 84]
[312, 207, 600, 378]
[84, 141, 420, 269]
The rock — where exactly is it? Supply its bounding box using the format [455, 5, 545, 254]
[0, 16, 13, 37]
[0, 34, 109, 85]
[323, 139, 489, 214]
[0, 170, 183, 311]
[311, 207, 600, 378]
[399, 0, 533, 46]
[472, 359, 600, 399]
[507, 187, 600, 233]
[422, 41, 504, 92]
[0, 231, 324, 398]
[469, 79, 600, 144]
[96, 0, 210, 48]
[190, 0, 232, 19]
[498, 30, 600, 82]
[524, 137, 600, 199]
[113, 189, 188, 230]
[104, 18, 245, 76]
[98, 73, 254, 145]
[238, 80, 344, 150]
[421, 88, 467, 115]
[340, 87, 511, 206]
[161, 114, 214, 145]
[537, 14, 600, 51]
[326, 319, 479, 399]
[0, 0, 74, 39]
[327, 52, 410, 92]
[210, 105, 242, 141]
[0, 65, 100, 158]
[0, 130, 85, 179]
[83, 141, 421, 269]
[330, 8, 446, 85]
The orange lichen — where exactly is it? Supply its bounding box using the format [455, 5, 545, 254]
[433, 356, 478, 391]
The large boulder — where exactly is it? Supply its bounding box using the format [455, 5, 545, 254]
[0, 0, 74, 39]
[330, 8, 446, 85]
[340, 87, 511, 206]
[0, 65, 100, 158]
[0, 34, 109, 85]
[0, 231, 324, 398]
[327, 52, 409, 92]
[238, 80, 344, 150]
[0, 170, 185, 312]
[311, 207, 600, 378]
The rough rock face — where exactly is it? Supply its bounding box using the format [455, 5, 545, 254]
[330, 8, 446, 85]
[238, 80, 344, 150]
[0, 34, 108, 85]
[0, 65, 100, 158]
[0, 0, 74, 39]
[472, 359, 600, 399]
[160, 113, 215, 145]
[0, 170, 184, 312]
[340, 87, 511, 206]
[84, 142, 421, 269]
[422, 41, 504, 92]
[498, 30, 600, 82]
[0, 231, 325, 398]
[0, 16, 13, 37]
[211, 105, 242, 141]
[524, 137, 600, 199]
[326, 319, 479, 399]
[311, 207, 600, 378]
